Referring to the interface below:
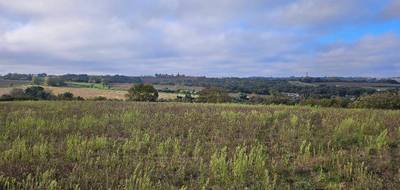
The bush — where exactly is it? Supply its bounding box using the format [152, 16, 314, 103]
[197, 88, 232, 103]
[0, 86, 55, 101]
[351, 92, 400, 109]
[126, 84, 158, 102]
[300, 97, 352, 108]
[92, 96, 108, 101]
[44, 77, 66, 87]
[57, 92, 74, 100]
[24, 86, 54, 100]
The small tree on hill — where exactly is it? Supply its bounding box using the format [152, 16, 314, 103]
[126, 84, 158, 102]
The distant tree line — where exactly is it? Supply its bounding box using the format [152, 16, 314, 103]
[0, 86, 83, 101]
[1, 83, 400, 109]
[2, 73, 399, 104]
[299, 76, 399, 84]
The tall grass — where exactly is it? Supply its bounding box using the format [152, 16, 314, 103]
[0, 101, 399, 189]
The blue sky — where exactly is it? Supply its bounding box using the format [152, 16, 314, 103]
[0, 0, 400, 77]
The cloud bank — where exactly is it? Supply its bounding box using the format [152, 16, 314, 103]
[0, 0, 399, 77]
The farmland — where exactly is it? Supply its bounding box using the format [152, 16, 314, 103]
[0, 80, 30, 88]
[0, 85, 178, 100]
[0, 101, 399, 189]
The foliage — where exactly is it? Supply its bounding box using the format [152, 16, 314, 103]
[31, 76, 44, 85]
[44, 77, 66, 87]
[351, 92, 400, 109]
[24, 86, 54, 100]
[126, 84, 159, 102]
[300, 97, 352, 108]
[197, 88, 232, 103]
[0, 87, 84, 101]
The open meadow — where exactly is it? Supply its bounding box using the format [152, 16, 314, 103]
[0, 101, 399, 189]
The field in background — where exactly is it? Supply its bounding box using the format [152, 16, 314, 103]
[45, 86, 127, 99]
[0, 85, 178, 100]
[65, 82, 109, 89]
[111, 83, 204, 92]
[0, 102, 399, 189]
[0, 80, 30, 88]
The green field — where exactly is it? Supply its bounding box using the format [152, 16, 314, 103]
[66, 82, 110, 90]
[0, 102, 399, 189]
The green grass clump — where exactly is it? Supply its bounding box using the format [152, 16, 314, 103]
[0, 101, 399, 189]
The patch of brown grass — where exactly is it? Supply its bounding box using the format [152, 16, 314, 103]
[0, 86, 178, 100]
[45, 86, 127, 100]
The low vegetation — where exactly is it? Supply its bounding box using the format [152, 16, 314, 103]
[0, 102, 399, 189]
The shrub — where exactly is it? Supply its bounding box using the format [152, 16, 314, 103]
[57, 92, 74, 100]
[126, 84, 158, 102]
[197, 88, 232, 103]
[24, 86, 55, 100]
[44, 76, 66, 87]
[351, 92, 400, 109]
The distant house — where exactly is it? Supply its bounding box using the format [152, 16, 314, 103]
[282, 92, 300, 99]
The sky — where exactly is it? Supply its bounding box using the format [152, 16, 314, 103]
[0, 0, 400, 77]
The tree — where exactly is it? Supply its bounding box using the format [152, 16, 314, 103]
[351, 92, 400, 109]
[45, 76, 66, 87]
[57, 92, 74, 100]
[126, 84, 158, 102]
[24, 86, 54, 100]
[32, 76, 44, 85]
[197, 88, 232, 103]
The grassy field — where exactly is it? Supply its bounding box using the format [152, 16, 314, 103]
[0, 86, 178, 100]
[66, 82, 109, 90]
[0, 102, 399, 189]
[111, 83, 204, 92]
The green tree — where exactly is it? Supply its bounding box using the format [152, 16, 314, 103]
[45, 77, 66, 87]
[351, 92, 400, 109]
[24, 86, 54, 100]
[197, 88, 232, 103]
[32, 76, 44, 85]
[57, 92, 74, 100]
[126, 84, 158, 102]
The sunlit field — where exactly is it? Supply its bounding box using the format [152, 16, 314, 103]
[0, 102, 399, 189]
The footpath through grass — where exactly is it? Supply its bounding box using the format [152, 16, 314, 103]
[0, 102, 399, 189]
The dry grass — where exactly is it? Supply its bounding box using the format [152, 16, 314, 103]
[0, 88, 13, 96]
[0, 102, 399, 189]
[45, 86, 127, 99]
[0, 86, 178, 100]
[111, 83, 204, 92]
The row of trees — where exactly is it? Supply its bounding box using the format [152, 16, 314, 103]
[32, 76, 66, 86]
[4, 73, 395, 98]
[0, 86, 83, 101]
[2, 83, 400, 109]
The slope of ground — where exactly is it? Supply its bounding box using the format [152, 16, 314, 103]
[0, 102, 399, 189]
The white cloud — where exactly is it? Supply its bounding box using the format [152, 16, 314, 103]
[382, 0, 400, 19]
[0, 0, 399, 76]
